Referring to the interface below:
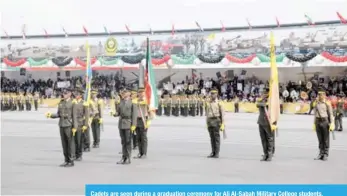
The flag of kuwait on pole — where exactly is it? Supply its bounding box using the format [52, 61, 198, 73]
[144, 37, 159, 111]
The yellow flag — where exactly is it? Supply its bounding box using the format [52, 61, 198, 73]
[268, 32, 280, 125]
[207, 33, 216, 41]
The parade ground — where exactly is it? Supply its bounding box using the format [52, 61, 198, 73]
[1, 110, 347, 195]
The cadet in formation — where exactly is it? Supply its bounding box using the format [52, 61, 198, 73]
[334, 94, 344, 132]
[256, 87, 276, 162]
[72, 89, 89, 161]
[113, 88, 137, 164]
[313, 87, 334, 161]
[46, 88, 77, 167]
[134, 87, 153, 159]
[90, 90, 104, 148]
[205, 88, 225, 158]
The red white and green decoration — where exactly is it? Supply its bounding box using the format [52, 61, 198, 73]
[1, 52, 347, 71]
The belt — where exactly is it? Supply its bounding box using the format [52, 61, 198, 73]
[315, 117, 328, 121]
[208, 117, 220, 119]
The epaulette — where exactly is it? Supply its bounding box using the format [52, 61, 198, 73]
[97, 99, 103, 104]
[139, 100, 147, 105]
[72, 99, 77, 104]
[325, 100, 332, 106]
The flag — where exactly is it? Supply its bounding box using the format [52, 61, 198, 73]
[21, 24, 26, 39]
[144, 37, 159, 111]
[304, 14, 314, 25]
[220, 20, 226, 32]
[195, 21, 203, 31]
[246, 18, 252, 29]
[191, 69, 197, 79]
[2, 29, 9, 38]
[83, 26, 88, 35]
[43, 28, 48, 38]
[84, 41, 92, 104]
[268, 32, 280, 128]
[62, 27, 68, 37]
[103, 25, 110, 34]
[337, 12, 347, 24]
[171, 24, 175, 36]
[125, 24, 131, 35]
[276, 17, 280, 27]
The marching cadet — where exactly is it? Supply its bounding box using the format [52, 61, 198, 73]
[234, 96, 239, 113]
[33, 92, 40, 111]
[334, 94, 344, 132]
[134, 87, 153, 159]
[4, 93, 10, 111]
[156, 95, 163, 116]
[90, 90, 103, 148]
[205, 88, 225, 158]
[25, 92, 31, 111]
[18, 91, 25, 111]
[313, 87, 334, 161]
[257, 87, 276, 162]
[131, 89, 139, 150]
[163, 94, 172, 116]
[114, 88, 137, 164]
[198, 94, 205, 116]
[189, 94, 198, 117]
[45, 88, 78, 167]
[172, 94, 180, 117]
[181, 93, 189, 117]
[72, 89, 89, 161]
[10, 93, 16, 111]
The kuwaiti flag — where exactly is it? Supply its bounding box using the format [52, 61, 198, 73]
[144, 37, 159, 111]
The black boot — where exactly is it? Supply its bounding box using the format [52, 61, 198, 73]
[59, 162, 68, 167]
[76, 157, 82, 161]
[134, 154, 143, 159]
[322, 155, 328, 161]
[123, 158, 131, 164]
[207, 153, 215, 158]
[266, 155, 273, 162]
[314, 154, 323, 160]
[260, 155, 268, 161]
[65, 162, 74, 167]
[117, 158, 126, 164]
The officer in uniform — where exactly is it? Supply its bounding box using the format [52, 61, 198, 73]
[134, 87, 153, 159]
[90, 90, 103, 148]
[18, 91, 25, 111]
[313, 88, 334, 161]
[257, 87, 276, 162]
[45, 88, 77, 167]
[10, 93, 16, 111]
[205, 88, 225, 158]
[181, 94, 189, 117]
[73, 89, 89, 161]
[33, 92, 40, 111]
[334, 94, 344, 132]
[113, 88, 137, 164]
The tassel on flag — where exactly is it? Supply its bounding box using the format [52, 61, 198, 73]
[83, 26, 88, 36]
[43, 28, 48, 38]
[246, 18, 252, 29]
[195, 21, 204, 32]
[125, 24, 131, 35]
[304, 14, 315, 26]
[220, 20, 226, 32]
[62, 27, 68, 37]
[171, 24, 175, 36]
[276, 17, 280, 27]
[337, 12, 347, 24]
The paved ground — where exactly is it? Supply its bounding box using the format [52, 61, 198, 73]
[1, 109, 347, 195]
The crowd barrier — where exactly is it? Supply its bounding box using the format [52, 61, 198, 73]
[41, 99, 311, 114]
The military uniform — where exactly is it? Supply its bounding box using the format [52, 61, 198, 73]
[18, 92, 25, 111]
[197, 95, 204, 116]
[131, 91, 139, 149]
[134, 87, 152, 159]
[313, 88, 334, 161]
[163, 94, 172, 116]
[0, 93, 3, 111]
[46, 88, 77, 167]
[33, 92, 40, 111]
[172, 94, 180, 117]
[115, 88, 137, 164]
[25, 93, 32, 111]
[73, 89, 89, 161]
[334, 94, 344, 132]
[205, 88, 225, 158]
[257, 88, 275, 162]
[234, 97, 239, 113]
[156, 96, 163, 116]
[181, 94, 189, 117]
[189, 94, 198, 117]
[90, 91, 103, 148]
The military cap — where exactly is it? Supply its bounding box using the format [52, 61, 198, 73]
[138, 87, 145, 92]
[210, 87, 218, 94]
[74, 88, 84, 94]
[317, 87, 326, 94]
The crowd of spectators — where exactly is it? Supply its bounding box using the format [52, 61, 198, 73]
[1, 72, 347, 102]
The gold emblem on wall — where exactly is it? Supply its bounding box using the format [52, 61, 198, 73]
[105, 37, 118, 55]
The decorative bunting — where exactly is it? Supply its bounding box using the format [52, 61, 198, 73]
[27, 58, 49, 66]
[121, 54, 144, 64]
[285, 53, 317, 63]
[257, 54, 285, 63]
[197, 54, 224, 64]
[225, 54, 256, 63]
[52, 57, 73, 67]
[337, 12, 347, 24]
[171, 55, 196, 65]
[152, 55, 171, 65]
[98, 57, 119, 65]
[3, 58, 27, 67]
[74, 57, 97, 67]
[321, 52, 347, 62]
